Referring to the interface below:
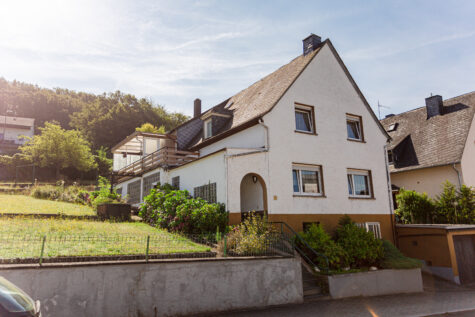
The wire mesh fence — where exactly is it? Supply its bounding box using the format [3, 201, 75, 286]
[0, 232, 295, 264]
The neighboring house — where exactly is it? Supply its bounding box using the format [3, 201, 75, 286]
[113, 34, 394, 240]
[381, 93, 475, 198]
[0, 115, 35, 155]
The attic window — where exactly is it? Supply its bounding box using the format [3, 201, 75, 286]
[387, 123, 398, 132]
[295, 104, 315, 134]
[204, 119, 212, 139]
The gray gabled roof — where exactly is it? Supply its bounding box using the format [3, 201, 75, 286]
[381, 92, 475, 173]
[175, 39, 388, 150]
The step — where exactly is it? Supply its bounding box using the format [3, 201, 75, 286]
[303, 288, 322, 297]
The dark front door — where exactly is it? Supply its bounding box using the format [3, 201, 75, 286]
[453, 235, 475, 284]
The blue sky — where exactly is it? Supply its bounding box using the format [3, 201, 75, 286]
[0, 0, 474, 118]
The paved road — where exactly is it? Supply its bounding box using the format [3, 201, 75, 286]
[210, 274, 475, 317]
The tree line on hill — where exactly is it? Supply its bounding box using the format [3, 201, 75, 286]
[0, 78, 189, 181]
[0, 78, 188, 151]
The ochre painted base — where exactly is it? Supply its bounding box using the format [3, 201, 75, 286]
[229, 213, 395, 243]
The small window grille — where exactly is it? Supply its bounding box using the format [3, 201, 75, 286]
[172, 176, 180, 189]
[355, 222, 381, 239]
[127, 180, 141, 204]
[142, 172, 160, 199]
[194, 182, 217, 203]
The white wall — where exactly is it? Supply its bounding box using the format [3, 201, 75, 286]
[461, 115, 475, 187]
[200, 124, 266, 156]
[113, 153, 141, 171]
[240, 173, 265, 212]
[261, 44, 391, 215]
[167, 151, 227, 204]
[2, 126, 33, 144]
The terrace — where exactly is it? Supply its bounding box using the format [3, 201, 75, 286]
[111, 131, 199, 181]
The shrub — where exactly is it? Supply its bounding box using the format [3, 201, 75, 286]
[336, 223, 384, 268]
[380, 240, 422, 269]
[435, 181, 457, 223]
[139, 184, 228, 235]
[297, 224, 348, 270]
[221, 213, 277, 255]
[30, 184, 91, 205]
[90, 176, 123, 209]
[457, 185, 475, 224]
[395, 188, 435, 223]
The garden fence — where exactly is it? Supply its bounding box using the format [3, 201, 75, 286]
[0, 232, 295, 265]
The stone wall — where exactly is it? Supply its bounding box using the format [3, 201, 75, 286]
[0, 257, 303, 317]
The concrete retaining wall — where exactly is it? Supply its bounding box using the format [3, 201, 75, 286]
[0, 257, 303, 317]
[328, 268, 423, 299]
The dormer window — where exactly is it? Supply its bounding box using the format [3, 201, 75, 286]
[387, 123, 398, 132]
[204, 119, 212, 139]
[387, 150, 394, 164]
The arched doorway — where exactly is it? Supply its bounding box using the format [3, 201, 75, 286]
[240, 173, 267, 219]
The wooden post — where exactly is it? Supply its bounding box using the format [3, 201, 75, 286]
[110, 172, 114, 194]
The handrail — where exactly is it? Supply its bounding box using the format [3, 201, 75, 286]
[116, 147, 199, 176]
[270, 221, 329, 273]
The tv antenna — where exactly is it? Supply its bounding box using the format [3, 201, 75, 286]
[377, 100, 390, 119]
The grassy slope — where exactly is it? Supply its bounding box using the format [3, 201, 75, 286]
[0, 194, 95, 216]
[0, 218, 210, 258]
[381, 240, 423, 269]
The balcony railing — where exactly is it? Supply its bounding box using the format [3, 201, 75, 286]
[116, 147, 199, 177]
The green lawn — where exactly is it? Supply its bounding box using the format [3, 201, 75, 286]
[0, 218, 210, 259]
[0, 194, 95, 216]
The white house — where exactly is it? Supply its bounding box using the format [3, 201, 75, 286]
[0, 115, 35, 155]
[113, 34, 395, 241]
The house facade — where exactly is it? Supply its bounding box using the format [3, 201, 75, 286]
[113, 35, 395, 241]
[381, 93, 475, 198]
[0, 115, 35, 155]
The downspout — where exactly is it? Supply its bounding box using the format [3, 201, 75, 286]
[384, 143, 397, 245]
[258, 118, 269, 150]
[452, 163, 462, 188]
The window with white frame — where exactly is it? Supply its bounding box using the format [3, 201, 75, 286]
[292, 164, 323, 196]
[295, 104, 315, 133]
[204, 119, 212, 139]
[347, 169, 372, 198]
[357, 222, 382, 239]
[346, 114, 363, 141]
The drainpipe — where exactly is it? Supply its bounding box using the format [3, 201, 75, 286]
[384, 144, 397, 245]
[452, 163, 462, 188]
[258, 118, 269, 150]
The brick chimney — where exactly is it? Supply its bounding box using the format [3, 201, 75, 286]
[194, 98, 201, 118]
[303, 34, 322, 56]
[425, 95, 443, 119]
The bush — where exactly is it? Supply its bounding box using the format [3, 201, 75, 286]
[457, 185, 475, 224]
[221, 213, 276, 255]
[336, 223, 384, 268]
[297, 224, 348, 270]
[380, 240, 422, 269]
[139, 184, 228, 235]
[396, 182, 474, 224]
[395, 188, 435, 223]
[89, 176, 123, 209]
[30, 184, 91, 205]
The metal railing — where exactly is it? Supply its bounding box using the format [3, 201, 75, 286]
[0, 231, 295, 265]
[117, 147, 199, 177]
[0, 234, 215, 265]
[270, 222, 329, 273]
[221, 232, 295, 258]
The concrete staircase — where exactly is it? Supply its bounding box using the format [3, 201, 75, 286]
[301, 263, 326, 301]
